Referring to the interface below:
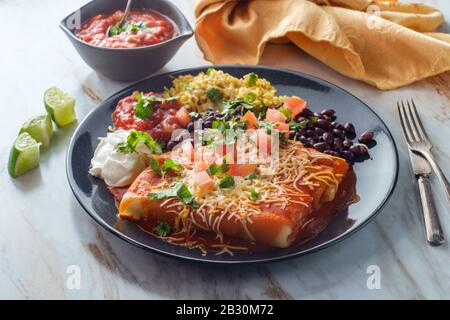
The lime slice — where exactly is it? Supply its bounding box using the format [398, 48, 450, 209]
[44, 87, 77, 127]
[8, 132, 41, 178]
[19, 113, 53, 149]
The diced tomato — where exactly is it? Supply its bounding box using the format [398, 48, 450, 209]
[194, 161, 210, 171]
[242, 111, 258, 129]
[171, 141, 194, 163]
[175, 107, 191, 127]
[250, 129, 272, 155]
[193, 171, 215, 194]
[161, 116, 181, 135]
[265, 108, 287, 123]
[273, 122, 289, 138]
[283, 96, 307, 118]
[229, 163, 257, 177]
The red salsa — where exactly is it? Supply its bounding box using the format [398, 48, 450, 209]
[76, 10, 177, 48]
[112, 92, 188, 142]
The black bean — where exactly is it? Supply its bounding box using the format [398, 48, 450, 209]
[313, 142, 330, 152]
[324, 150, 340, 157]
[317, 119, 331, 130]
[307, 137, 318, 145]
[314, 112, 322, 118]
[300, 109, 314, 118]
[332, 122, 344, 131]
[333, 129, 345, 139]
[186, 122, 194, 132]
[350, 143, 369, 155]
[333, 138, 343, 152]
[299, 136, 309, 146]
[358, 131, 374, 144]
[206, 116, 215, 122]
[343, 122, 355, 134]
[297, 128, 306, 137]
[321, 108, 336, 117]
[322, 132, 333, 144]
[306, 129, 317, 138]
[322, 115, 332, 122]
[203, 120, 213, 128]
[289, 130, 297, 139]
[340, 150, 354, 161]
[330, 115, 337, 121]
[166, 140, 177, 151]
[343, 139, 353, 149]
[314, 127, 325, 136]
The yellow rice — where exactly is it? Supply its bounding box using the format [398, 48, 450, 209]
[164, 69, 285, 112]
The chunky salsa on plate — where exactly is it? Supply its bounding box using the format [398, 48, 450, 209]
[89, 69, 374, 255]
[76, 10, 177, 48]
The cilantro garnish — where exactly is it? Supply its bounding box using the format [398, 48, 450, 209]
[219, 174, 235, 189]
[116, 130, 162, 154]
[244, 172, 257, 180]
[206, 88, 223, 103]
[244, 92, 256, 102]
[206, 156, 229, 176]
[149, 156, 162, 176]
[289, 120, 309, 130]
[247, 73, 259, 86]
[248, 188, 261, 201]
[206, 68, 216, 75]
[161, 158, 183, 174]
[153, 222, 172, 237]
[148, 183, 199, 208]
[279, 107, 292, 121]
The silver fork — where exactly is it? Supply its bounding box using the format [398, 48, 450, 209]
[398, 99, 450, 205]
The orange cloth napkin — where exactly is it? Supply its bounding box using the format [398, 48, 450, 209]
[194, 0, 450, 89]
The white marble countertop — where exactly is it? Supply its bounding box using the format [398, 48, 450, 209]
[0, 0, 449, 299]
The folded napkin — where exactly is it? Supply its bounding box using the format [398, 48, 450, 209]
[194, 0, 450, 89]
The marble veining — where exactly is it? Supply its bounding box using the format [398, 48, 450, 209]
[0, 0, 449, 299]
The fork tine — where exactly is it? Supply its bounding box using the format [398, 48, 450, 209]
[410, 99, 430, 142]
[404, 100, 420, 142]
[397, 101, 414, 144]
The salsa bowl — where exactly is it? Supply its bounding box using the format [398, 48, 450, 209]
[60, 0, 193, 81]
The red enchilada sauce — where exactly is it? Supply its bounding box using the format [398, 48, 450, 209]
[76, 10, 176, 48]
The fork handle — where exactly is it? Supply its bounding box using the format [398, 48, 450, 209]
[417, 151, 450, 205]
[418, 175, 445, 246]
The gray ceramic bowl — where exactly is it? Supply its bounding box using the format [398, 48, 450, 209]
[60, 0, 193, 81]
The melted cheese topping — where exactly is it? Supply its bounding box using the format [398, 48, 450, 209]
[147, 141, 343, 249]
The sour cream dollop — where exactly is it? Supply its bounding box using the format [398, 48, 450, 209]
[89, 130, 147, 187]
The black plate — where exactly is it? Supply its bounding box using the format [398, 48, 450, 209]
[67, 65, 398, 264]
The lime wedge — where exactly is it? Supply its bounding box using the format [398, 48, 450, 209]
[19, 113, 53, 149]
[44, 87, 77, 127]
[8, 132, 41, 178]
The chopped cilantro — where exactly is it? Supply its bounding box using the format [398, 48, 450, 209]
[248, 188, 261, 201]
[116, 130, 162, 154]
[149, 157, 162, 176]
[206, 157, 229, 176]
[289, 120, 309, 130]
[206, 68, 216, 75]
[244, 92, 256, 102]
[244, 172, 257, 180]
[219, 174, 235, 189]
[310, 116, 318, 124]
[247, 73, 259, 86]
[279, 107, 292, 121]
[148, 183, 199, 208]
[153, 222, 172, 237]
[161, 158, 183, 174]
[206, 88, 223, 103]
